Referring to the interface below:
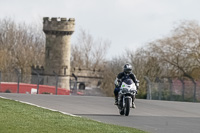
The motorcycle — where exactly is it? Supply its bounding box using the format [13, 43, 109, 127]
[117, 79, 139, 116]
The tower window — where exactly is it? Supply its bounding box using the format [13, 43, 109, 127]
[64, 66, 68, 75]
[64, 67, 67, 75]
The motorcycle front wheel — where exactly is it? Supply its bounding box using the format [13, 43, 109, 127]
[124, 98, 130, 116]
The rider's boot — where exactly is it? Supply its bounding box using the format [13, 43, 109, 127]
[132, 96, 136, 108]
[114, 95, 118, 105]
[132, 102, 136, 109]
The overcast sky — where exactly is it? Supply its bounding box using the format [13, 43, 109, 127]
[1, 0, 200, 58]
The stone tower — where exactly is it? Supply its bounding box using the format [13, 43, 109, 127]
[43, 17, 75, 89]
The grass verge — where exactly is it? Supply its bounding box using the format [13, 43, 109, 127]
[0, 98, 147, 133]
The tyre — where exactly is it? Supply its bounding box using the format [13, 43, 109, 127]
[124, 98, 130, 116]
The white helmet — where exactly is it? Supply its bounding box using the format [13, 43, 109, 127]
[123, 63, 132, 74]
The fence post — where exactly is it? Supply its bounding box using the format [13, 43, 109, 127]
[72, 73, 78, 95]
[33, 70, 40, 94]
[184, 75, 196, 102]
[0, 71, 1, 92]
[189, 77, 196, 102]
[144, 76, 152, 100]
[168, 78, 173, 101]
[179, 78, 185, 101]
[15, 69, 21, 93]
[155, 77, 162, 100]
[53, 71, 58, 95]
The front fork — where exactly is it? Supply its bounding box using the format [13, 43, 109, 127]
[118, 94, 134, 108]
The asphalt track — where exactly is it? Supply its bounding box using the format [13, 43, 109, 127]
[0, 93, 200, 133]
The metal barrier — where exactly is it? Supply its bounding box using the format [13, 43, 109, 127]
[144, 76, 200, 102]
[0, 70, 69, 95]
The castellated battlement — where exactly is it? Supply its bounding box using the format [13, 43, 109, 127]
[31, 65, 44, 75]
[31, 65, 44, 70]
[71, 67, 103, 79]
[43, 17, 75, 35]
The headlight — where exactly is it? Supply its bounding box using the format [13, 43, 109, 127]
[130, 89, 136, 93]
[122, 88, 128, 93]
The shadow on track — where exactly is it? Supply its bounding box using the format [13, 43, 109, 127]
[74, 114, 121, 117]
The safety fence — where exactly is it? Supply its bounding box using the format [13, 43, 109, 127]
[0, 71, 70, 95]
[144, 76, 200, 102]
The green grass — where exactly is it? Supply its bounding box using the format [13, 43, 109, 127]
[0, 98, 147, 133]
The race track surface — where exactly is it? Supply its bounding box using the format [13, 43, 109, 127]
[0, 93, 200, 133]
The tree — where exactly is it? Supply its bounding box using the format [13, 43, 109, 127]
[71, 28, 111, 70]
[125, 48, 162, 98]
[0, 18, 45, 81]
[148, 20, 200, 78]
[102, 20, 200, 97]
[101, 56, 127, 96]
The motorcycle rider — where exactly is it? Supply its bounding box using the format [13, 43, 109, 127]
[114, 63, 139, 108]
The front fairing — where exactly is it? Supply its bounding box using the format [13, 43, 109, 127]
[119, 82, 137, 94]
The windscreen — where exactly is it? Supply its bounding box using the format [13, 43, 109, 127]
[123, 79, 133, 85]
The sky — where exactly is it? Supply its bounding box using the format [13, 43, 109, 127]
[1, 0, 200, 59]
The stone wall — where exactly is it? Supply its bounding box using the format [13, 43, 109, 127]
[31, 65, 104, 90]
[70, 67, 103, 88]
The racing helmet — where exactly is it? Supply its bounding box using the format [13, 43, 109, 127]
[123, 63, 132, 75]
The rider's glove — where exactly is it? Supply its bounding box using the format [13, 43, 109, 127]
[136, 86, 139, 90]
[136, 80, 139, 90]
[116, 82, 120, 88]
[114, 78, 121, 88]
